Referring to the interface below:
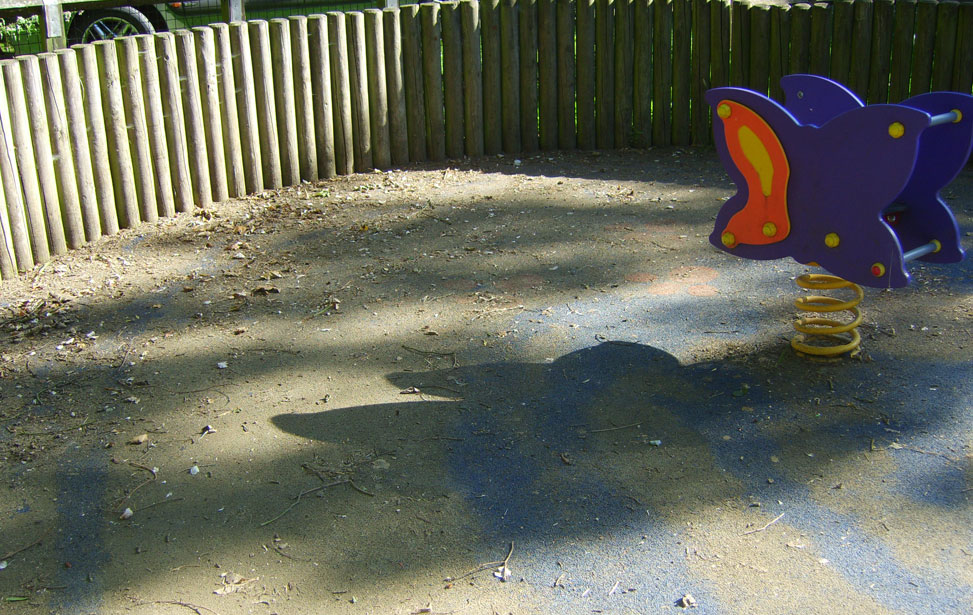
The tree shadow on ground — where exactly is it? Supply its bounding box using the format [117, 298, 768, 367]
[272, 340, 972, 613]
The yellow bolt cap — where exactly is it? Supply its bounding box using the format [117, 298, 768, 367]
[825, 233, 840, 248]
[888, 122, 905, 138]
[721, 231, 736, 247]
[717, 103, 732, 119]
[762, 222, 777, 237]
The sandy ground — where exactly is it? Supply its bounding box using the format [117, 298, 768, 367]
[0, 148, 970, 615]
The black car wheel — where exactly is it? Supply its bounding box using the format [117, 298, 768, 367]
[67, 8, 156, 45]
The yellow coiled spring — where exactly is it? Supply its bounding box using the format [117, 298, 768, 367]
[791, 274, 864, 357]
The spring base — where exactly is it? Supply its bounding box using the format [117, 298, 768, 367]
[791, 274, 864, 358]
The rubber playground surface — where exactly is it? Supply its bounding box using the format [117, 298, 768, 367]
[0, 148, 969, 614]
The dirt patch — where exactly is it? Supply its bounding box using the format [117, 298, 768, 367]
[0, 149, 970, 614]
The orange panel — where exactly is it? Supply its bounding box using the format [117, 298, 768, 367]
[716, 101, 791, 248]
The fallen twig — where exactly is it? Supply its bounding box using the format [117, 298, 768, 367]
[589, 422, 641, 434]
[347, 479, 374, 497]
[260, 481, 345, 527]
[129, 462, 158, 477]
[115, 475, 157, 512]
[137, 599, 219, 615]
[16, 418, 94, 436]
[445, 541, 514, 582]
[401, 345, 458, 367]
[888, 442, 964, 466]
[1, 530, 50, 562]
[272, 544, 313, 562]
[260, 477, 372, 527]
[302, 464, 373, 497]
[137, 497, 185, 513]
[742, 512, 785, 536]
[415, 384, 464, 396]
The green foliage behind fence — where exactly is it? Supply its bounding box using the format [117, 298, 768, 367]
[0, 0, 970, 279]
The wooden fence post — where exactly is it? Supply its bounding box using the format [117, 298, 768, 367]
[76, 44, 120, 231]
[269, 20, 302, 185]
[117, 38, 160, 224]
[21, 55, 68, 253]
[499, 0, 522, 153]
[328, 12, 355, 175]
[154, 33, 196, 213]
[193, 27, 230, 201]
[768, 4, 786, 103]
[365, 9, 393, 167]
[0, 175, 15, 277]
[691, 0, 712, 146]
[480, 0, 502, 155]
[788, 3, 811, 75]
[709, 0, 730, 89]
[347, 12, 375, 170]
[290, 16, 321, 181]
[955, 3, 973, 94]
[308, 15, 338, 178]
[0, 66, 34, 271]
[460, 1, 485, 157]
[868, 0, 894, 104]
[747, 4, 770, 96]
[614, 0, 634, 148]
[38, 53, 85, 248]
[831, 0, 855, 86]
[0, 87, 19, 274]
[421, 3, 447, 160]
[809, 2, 832, 81]
[595, 0, 614, 149]
[95, 41, 142, 228]
[249, 20, 283, 188]
[538, 0, 558, 150]
[633, 0, 652, 148]
[930, 0, 959, 92]
[652, 0, 672, 146]
[671, 0, 691, 144]
[135, 35, 176, 219]
[384, 8, 410, 165]
[174, 31, 214, 208]
[441, 2, 466, 159]
[576, 0, 596, 149]
[888, 0, 917, 103]
[910, 0, 937, 97]
[849, 0, 873, 99]
[228, 23, 265, 192]
[556, 0, 577, 149]
[519, 0, 539, 153]
[730, 0, 749, 86]
[399, 5, 427, 161]
[211, 23, 248, 195]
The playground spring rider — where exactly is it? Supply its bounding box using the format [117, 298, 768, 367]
[707, 75, 972, 357]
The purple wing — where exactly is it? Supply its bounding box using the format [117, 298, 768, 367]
[780, 74, 863, 127]
[889, 92, 973, 266]
[787, 104, 930, 287]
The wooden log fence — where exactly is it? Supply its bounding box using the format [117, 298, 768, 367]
[0, 0, 969, 279]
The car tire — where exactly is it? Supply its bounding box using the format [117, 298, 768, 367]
[67, 7, 156, 45]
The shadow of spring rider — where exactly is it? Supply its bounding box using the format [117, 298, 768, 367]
[707, 74, 972, 357]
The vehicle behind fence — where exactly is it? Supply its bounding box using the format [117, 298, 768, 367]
[0, 1, 384, 56]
